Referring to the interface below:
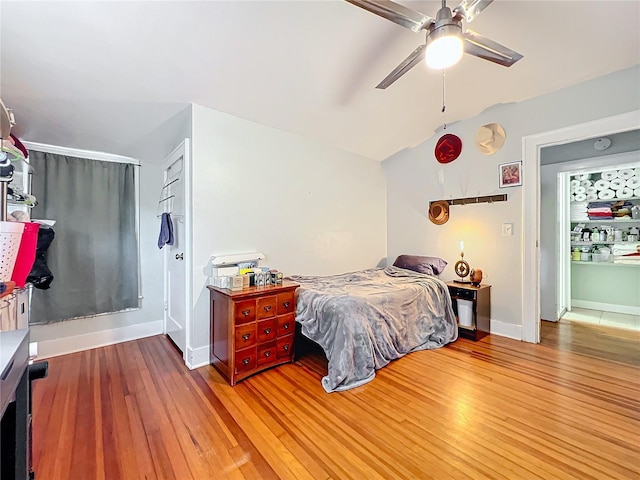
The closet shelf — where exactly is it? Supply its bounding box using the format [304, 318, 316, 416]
[571, 196, 640, 203]
[571, 261, 639, 268]
[570, 218, 640, 223]
[570, 241, 640, 246]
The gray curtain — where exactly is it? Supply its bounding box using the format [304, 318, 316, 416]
[29, 151, 139, 324]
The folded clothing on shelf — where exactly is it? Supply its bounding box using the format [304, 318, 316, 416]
[587, 201, 613, 220]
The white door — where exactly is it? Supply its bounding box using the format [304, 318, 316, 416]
[162, 139, 190, 356]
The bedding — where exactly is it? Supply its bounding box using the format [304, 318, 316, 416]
[290, 266, 457, 393]
[392, 254, 448, 276]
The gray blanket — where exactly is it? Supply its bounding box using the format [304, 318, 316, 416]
[290, 266, 457, 393]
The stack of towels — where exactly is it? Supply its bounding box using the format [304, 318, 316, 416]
[612, 243, 640, 265]
[570, 201, 589, 221]
[587, 202, 613, 220]
[611, 200, 633, 219]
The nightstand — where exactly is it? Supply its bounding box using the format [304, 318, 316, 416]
[445, 282, 491, 341]
[208, 281, 299, 386]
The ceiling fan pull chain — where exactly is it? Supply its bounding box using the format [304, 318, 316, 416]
[441, 69, 447, 130]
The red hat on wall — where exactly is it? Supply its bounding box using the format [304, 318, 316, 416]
[434, 134, 462, 164]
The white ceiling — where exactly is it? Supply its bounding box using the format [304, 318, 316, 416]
[1, 1, 639, 162]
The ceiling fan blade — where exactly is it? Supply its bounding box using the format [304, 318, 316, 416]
[376, 43, 426, 89]
[453, 0, 494, 22]
[463, 29, 523, 67]
[345, 0, 434, 33]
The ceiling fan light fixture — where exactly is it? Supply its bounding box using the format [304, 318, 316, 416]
[425, 22, 463, 70]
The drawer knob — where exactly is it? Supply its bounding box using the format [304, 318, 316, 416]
[264, 328, 272, 335]
[283, 323, 290, 330]
[282, 344, 289, 351]
[242, 309, 251, 317]
[242, 358, 250, 365]
[283, 301, 290, 308]
[264, 305, 272, 312]
[264, 351, 271, 358]
[242, 333, 251, 341]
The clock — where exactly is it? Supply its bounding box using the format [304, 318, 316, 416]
[454, 252, 471, 284]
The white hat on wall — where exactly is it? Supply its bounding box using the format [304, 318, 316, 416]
[475, 123, 506, 155]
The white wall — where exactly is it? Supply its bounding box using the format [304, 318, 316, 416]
[190, 104, 387, 354]
[385, 65, 640, 337]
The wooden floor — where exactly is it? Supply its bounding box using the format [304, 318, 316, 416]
[32, 322, 640, 480]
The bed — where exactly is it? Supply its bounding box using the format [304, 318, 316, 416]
[289, 265, 457, 393]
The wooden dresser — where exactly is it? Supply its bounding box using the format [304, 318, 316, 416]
[207, 281, 299, 385]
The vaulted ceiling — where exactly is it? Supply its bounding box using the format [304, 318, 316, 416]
[1, 1, 639, 162]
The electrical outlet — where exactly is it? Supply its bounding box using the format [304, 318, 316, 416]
[502, 223, 513, 236]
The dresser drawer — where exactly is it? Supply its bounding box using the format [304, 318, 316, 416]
[234, 347, 257, 374]
[235, 323, 257, 349]
[276, 334, 294, 359]
[257, 296, 277, 319]
[257, 341, 277, 366]
[235, 300, 256, 325]
[277, 314, 295, 337]
[277, 292, 295, 315]
[449, 287, 476, 301]
[257, 318, 277, 342]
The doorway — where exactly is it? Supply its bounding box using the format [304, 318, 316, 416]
[539, 155, 640, 331]
[522, 110, 640, 343]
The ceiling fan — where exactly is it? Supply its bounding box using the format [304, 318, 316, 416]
[346, 0, 523, 89]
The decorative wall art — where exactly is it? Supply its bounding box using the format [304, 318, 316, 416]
[498, 161, 522, 188]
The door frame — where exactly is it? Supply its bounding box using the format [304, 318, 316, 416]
[556, 171, 570, 320]
[521, 110, 640, 343]
[162, 138, 192, 364]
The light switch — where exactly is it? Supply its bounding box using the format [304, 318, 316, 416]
[502, 223, 513, 236]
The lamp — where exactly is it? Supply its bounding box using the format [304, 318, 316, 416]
[425, 5, 464, 70]
[454, 240, 471, 284]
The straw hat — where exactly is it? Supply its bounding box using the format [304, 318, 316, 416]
[0, 99, 13, 139]
[475, 123, 506, 155]
[428, 200, 450, 225]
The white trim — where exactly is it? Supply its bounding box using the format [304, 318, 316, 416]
[185, 137, 193, 365]
[571, 300, 640, 316]
[557, 171, 570, 320]
[32, 320, 163, 359]
[135, 155, 142, 301]
[23, 141, 140, 165]
[185, 346, 209, 370]
[490, 319, 523, 341]
[162, 138, 192, 364]
[522, 110, 640, 344]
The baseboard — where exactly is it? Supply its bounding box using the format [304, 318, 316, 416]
[572, 300, 640, 316]
[490, 318, 523, 341]
[34, 320, 163, 359]
[186, 345, 210, 369]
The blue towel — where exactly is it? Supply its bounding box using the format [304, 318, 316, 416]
[158, 213, 174, 249]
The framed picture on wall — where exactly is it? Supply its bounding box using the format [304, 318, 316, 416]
[498, 161, 522, 188]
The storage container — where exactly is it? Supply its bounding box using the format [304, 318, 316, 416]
[591, 252, 611, 262]
[0, 221, 25, 282]
[11, 222, 40, 288]
[456, 298, 474, 327]
[580, 252, 591, 261]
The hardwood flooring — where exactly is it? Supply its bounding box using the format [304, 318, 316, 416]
[32, 324, 640, 480]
